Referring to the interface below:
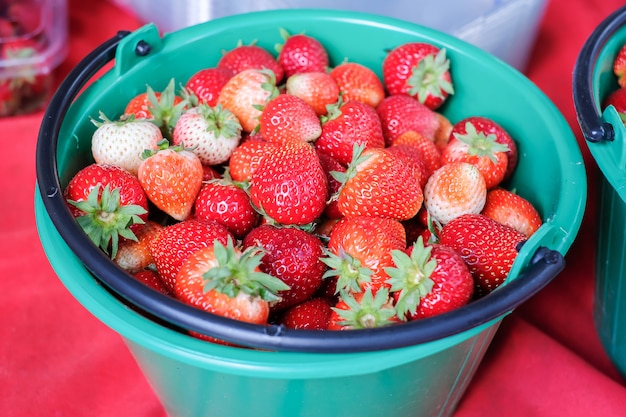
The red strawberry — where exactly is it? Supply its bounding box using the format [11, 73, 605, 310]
[386, 143, 430, 189]
[454, 116, 518, 180]
[228, 138, 279, 183]
[613, 44, 626, 88]
[314, 98, 385, 166]
[172, 104, 242, 165]
[149, 218, 233, 291]
[193, 179, 260, 239]
[481, 187, 542, 237]
[217, 42, 285, 83]
[329, 62, 385, 108]
[324, 215, 406, 294]
[439, 213, 527, 297]
[64, 164, 149, 258]
[123, 79, 187, 139]
[276, 30, 329, 77]
[603, 86, 626, 126]
[0, 18, 15, 38]
[316, 151, 345, 219]
[175, 239, 290, 325]
[90, 111, 163, 176]
[259, 93, 322, 144]
[385, 237, 473, 320]
[138, 141, 203, 221]
[376, 94, 451, 147]
[0, 79, 18, 116]
[441, 121, 510, 189]
[202, 164, 222, 182]
[423, 161, 487, 225]
[285, 71, 340, 116]
[278, 297, 333, 330]
[335, 144, 423, 221]
[242, 224, 326, 311]
[390, 129, 442, 178]
[1, 38, 47, 96]
[184, 67, 233, 107]
[6, 2, 41, 34]
[113, 220, 164, 273]
[327, 288, 398, 330]
[382, 42, 454, 110]
[133, 269, 171, 296]
[249, 140, 328, 226]
[217, 68, 280, 133]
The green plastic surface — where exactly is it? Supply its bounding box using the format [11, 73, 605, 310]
[35, 9, 586, 417]
[587, 22, 626, 381]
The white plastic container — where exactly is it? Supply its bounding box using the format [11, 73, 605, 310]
[110, 0, 546, 71]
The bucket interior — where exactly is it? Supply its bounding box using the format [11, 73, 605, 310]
[36, 9, 586, 357]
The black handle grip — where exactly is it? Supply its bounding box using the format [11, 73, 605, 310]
[573, 5, 626, 143]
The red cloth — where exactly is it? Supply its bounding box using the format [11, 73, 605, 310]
[1, 0, 624, 415]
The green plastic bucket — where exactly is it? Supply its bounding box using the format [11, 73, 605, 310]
[573, 5, 626, 381]
[36, 9, 585, 417]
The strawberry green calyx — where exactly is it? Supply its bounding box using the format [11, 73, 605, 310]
[407, 48, 454, 103]
[384, 237, 436, 320]
[333, 288, 397, 329]
[329, 142, 371, 201]
[320, 93, 345, 124]
[197, 103, 242, 140]
[453, 121, 510, 163]
[259, 69, 280, 101]
[68, 184, 147, 259]
[145, 78, 188, 137]
[202, 239, 290, 302]
[90, 110, 134, 128]
[321, 247, 373, 294]
[141, 138, 188, 159]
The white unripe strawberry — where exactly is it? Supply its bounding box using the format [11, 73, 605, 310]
[172, 104, 242, 165]
[91, 112, 163, 176]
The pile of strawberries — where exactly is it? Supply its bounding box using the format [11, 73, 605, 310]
[63, 29, 543, 342]
[603, 42, 626, 126]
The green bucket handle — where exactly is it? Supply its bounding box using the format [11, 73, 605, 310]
[36, 28, 566, 353]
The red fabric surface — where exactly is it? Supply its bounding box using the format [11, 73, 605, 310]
[1, 0, 625, 415]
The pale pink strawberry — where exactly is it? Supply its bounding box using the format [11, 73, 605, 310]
[217, 68, 280, 133]
[423, 161, 487, 225]
[172, 104, 242, 165]
[285, 71, 340, 116]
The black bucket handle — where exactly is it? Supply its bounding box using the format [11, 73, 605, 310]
[36, 30, 566, 353]
[573, 5, 626, 143]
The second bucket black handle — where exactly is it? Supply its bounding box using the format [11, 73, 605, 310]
[573, 5, 626, 143]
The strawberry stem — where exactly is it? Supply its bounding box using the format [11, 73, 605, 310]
[453, 121, 510, 164]
[384, 236, 436, 320]
[202, 239, 290, 302]
[67, 184, 147, 259]
[332, 288, 397, 329]
[407, 48, 454, 103]
[321, 247, 373, 294]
